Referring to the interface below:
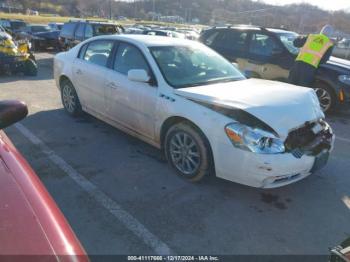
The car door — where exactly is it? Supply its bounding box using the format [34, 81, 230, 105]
[84, 24, 93, 40]
[105, 42, 157, 140]
[60, 22, 76, 49]
[243, 32, 290, 80]
[72, 39, 115, 115]
[210, 29, 249, 63]
[73, 23, 85, 46]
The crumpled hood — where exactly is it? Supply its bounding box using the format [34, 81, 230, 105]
[174, 79, 324, 138]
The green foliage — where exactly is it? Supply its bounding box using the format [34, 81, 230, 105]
[8, 0, 350, 34]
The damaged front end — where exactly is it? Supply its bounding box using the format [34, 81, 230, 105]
[284, 119, 334, 159]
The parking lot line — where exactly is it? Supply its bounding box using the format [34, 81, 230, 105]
[336, 136, 350, 143]
[14, 123, 173, 255]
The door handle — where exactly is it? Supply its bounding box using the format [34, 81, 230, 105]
[108, 82, 119, 89]
[76, 69, 83, 75]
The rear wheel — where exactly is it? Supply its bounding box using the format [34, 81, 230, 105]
[60, 79, 82, 117]
[313, 82, 336, 113]
[165, 123, 211, 182]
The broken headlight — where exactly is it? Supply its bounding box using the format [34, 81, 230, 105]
[225, 123, 285, 154]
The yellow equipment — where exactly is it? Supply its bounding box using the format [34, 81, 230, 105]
[0, 34, 37, 76]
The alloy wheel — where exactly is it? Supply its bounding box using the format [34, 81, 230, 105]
[169, 132, 201, 176]
[314, 87, 332, 112]
[62, 84, 76, 113]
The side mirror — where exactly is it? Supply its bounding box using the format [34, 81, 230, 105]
[128, 69, 151, 83]
[0, 100, 28, 129]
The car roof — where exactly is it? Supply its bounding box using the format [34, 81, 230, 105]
[92, 34, 196, 47]
[29, 24, 49, 27]
[209, 26, 295, 34]
[68, 20, 118, 26]
[267, 28, 296, 34]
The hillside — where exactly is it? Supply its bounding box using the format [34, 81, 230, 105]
[5, 0, 350, 34]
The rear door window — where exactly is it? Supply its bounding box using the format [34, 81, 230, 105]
[0, 20, 10, 28]
[61, 23, 76, 38]
[83, 40, 114, 67]
[214, 30, 248, 52]
[249, 33, 281, 57]
[78, 44, 88, 59]
[202, 31, 220, 46]
[85, 24, 93, 39]
[75, 23, 85, 40]
[10, 21, 26, 30]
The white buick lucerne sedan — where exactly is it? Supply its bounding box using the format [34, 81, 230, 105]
[54, 35, 334, 188]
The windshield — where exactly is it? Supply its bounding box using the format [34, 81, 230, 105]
[31, 26, 51, 33]
[277, 32, 300, 55]
[150, 45, 245, 89]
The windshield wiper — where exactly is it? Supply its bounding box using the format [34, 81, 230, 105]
[178, 77, 242, 88]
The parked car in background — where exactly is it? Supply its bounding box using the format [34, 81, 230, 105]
[124, 27, 144, 34]
[0, 100, 88, 259]
[333, 39, 350, 61]
[330, 237, 350, 262]
[48, 22, 64, 31]
[0, 25, 12, 39]
[0, 19, 27, 37]
[170, 31, 186, 39]
[177, 29, 200, 40]
[143, 29, 185, 38]
[200, 25, 350, 112]
[59, 20, 125, 50]
[16, 24, 60, 51]
[143, 29, 172, 37]
[54, 35, 334, 188]
[338, 38, 350, 48]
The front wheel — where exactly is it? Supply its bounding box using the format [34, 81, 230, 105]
[60, 80, 82, 117]
[313, 83, 336, 113]
[165, 123, 211, 182]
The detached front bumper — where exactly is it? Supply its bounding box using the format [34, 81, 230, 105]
[214, 120, 334, 189]
[215, 145, 317, 188]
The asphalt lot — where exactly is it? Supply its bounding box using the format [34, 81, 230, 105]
[0, 52, 350, 256]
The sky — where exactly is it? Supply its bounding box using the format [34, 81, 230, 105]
[257, 0, 350, 11]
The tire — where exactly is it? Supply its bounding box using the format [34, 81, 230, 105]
[165, 122, 212, 182]
[60, 79, 82, 117]
[23, 59, 38, 76]
[312, 82, 336, 113]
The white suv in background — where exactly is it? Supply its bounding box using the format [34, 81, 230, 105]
[54, 35, 334, 188]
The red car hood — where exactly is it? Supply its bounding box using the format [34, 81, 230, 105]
[0, 130, 87, 259]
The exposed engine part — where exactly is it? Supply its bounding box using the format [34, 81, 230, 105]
[191, 100, 277, 135]
[285, 119, 333, 158]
